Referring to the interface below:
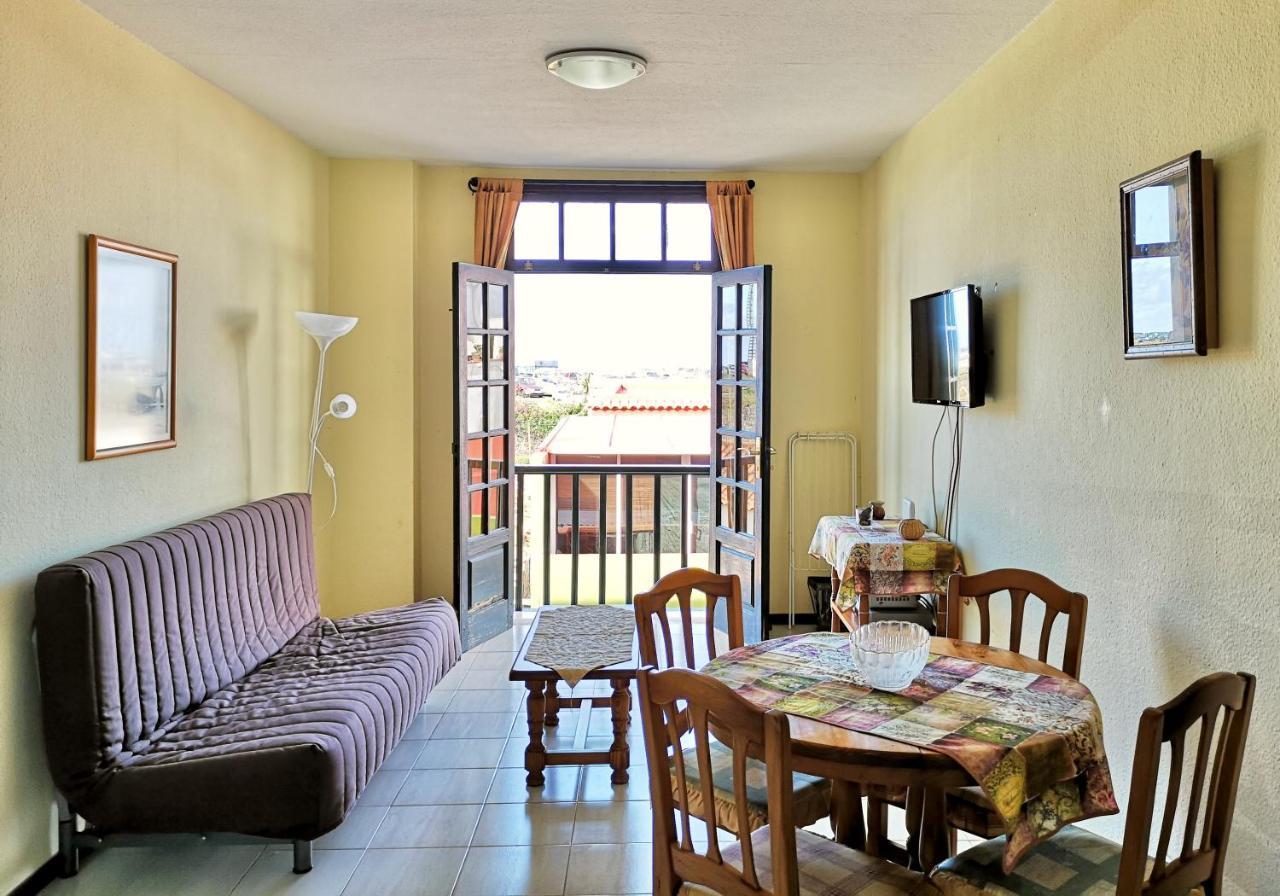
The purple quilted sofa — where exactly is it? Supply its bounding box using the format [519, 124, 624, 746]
[34, 493, 461, 874]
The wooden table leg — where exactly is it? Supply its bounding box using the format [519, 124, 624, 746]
[608, 677, 631, 785]
[914, 786, 950, 872]
[858, 591, 871, 628]
[544, 684, 560, 727]
[864, 793, 888, 858]
[831, 780, 866, 850]
[524, 680, 547, 786]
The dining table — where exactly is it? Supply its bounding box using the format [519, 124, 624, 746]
[700, 631, 1118, 873]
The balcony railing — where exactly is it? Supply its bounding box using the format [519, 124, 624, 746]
[514, 463, 710, 607]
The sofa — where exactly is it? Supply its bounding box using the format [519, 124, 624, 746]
[34, 493, 461, 874]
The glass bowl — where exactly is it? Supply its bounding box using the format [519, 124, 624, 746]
[850, 621, 930, 692]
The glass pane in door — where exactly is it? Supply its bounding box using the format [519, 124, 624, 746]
[466, 281, 484, 328]
[719, 386, 737, 430]
[487, 335, 506, 379]
[487, 386, 506, 430]
[466, 336, 484, 380]
[486, 284, 507, 328]
[719, 336, 738, 379]
[720, 285, 738, 329]
[467, 387, 484, 433]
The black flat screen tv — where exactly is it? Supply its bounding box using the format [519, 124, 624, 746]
[910, 285, 985, 408]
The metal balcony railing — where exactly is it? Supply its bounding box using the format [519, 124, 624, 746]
[514, 463, 711, 607]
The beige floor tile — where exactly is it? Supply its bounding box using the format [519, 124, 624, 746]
[498, 737, 529, 768]
[340, 848, 466, 896]
[453, 845, 570, 896]
[230, 848, 362, 896]
[577, 765, 650, 802]
[564, 843, 652, 895]
[313, 806, 389, 850]
[367, 803, 482, 848]
[379, 738, 426, 770]
[422, 687, 455, 712]
[394, 768, 496, 805]
[572, 801, 655, 843]
[431, 711, 517, 739]
[446, 687, 526, 713]
[359, 768, 409, 805]
[404, 713, 441, 739]
[467, 651, 518, 671]
[473, 629, 519, 653]
[45, 844, 263, 896]
[457, 668, 523, 690]
[471, 802, 578, 846]
[413, 738, 507, 769]
[487, 766, 582, 803]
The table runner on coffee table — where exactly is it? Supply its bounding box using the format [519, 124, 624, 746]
[524, 605, 636, 686]
[702, 633, 1118, 872]
[810, 515, 958, 609]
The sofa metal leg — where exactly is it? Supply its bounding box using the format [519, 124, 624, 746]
[56, 797, 79, 877]
[292, 840, 313, 874]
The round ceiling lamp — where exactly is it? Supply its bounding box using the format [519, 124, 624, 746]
[546, 49, 647, 90]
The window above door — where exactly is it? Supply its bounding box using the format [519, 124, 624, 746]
[506, 180, 720, 274]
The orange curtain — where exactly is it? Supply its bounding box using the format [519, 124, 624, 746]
[473, 177, 524, 268]
[706, 180, 755, 269]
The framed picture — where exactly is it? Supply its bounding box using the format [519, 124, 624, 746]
[1120, 151, 1217, 358]
[86, 235, 177, 460]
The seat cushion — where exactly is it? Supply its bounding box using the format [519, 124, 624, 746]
[78, 598, 461, 840]
[945, 785, 1005, 838]
[930, 826, 1205, 896]
[671, 739, 831, 834]
[691, 826, 935, 895]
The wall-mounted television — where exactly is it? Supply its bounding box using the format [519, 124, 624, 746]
[910, 285, 985, 408]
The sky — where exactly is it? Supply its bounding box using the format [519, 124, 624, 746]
[514, 273, 711, 373]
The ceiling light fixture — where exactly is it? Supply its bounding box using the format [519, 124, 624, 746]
[546, 49, 647, 90]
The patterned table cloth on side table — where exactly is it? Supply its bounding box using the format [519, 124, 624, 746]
[810, 515, 958, 610]
[703, 633, 1119, 873]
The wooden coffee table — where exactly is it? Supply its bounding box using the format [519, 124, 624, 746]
[509, 608, 641, 786]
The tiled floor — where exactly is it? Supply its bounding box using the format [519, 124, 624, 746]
[45, 612, 944, 896]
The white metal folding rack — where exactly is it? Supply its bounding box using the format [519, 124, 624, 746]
[786, 432, 858, 628]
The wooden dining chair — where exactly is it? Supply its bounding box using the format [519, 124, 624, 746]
[638, 666, 937, 896]
[634, 568, 837, 838]
[930, 670, 1257, 896]
[868, 568, 1089, 852]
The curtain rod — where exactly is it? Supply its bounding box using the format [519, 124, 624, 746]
[466, 177, 755, 193]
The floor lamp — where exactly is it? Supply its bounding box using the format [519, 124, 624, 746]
[296, 312, 358, 505]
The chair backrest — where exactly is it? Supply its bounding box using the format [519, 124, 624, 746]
[1117, 671, 1256, 896]
[945, 568, 1088, 678]
[634, 567, 743, 671]
[638, 666, 796, 896]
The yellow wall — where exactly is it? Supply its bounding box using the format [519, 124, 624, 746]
[0, 1, 328, 889]
[862, 0, 1278, 886]
[318, 160, 418, 616]
[413, 168, 864, 615]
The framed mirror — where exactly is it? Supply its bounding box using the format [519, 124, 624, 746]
[86, 235, 177, 459]
[1120, 151, 1216, 358]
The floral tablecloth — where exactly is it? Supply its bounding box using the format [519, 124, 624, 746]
[809, 515, 958, 609]
[702, 633, 1118, 873]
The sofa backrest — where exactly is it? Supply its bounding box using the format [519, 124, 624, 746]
[35, 493, 319, 799]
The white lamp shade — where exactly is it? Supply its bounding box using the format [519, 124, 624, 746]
[296, 311, 358, 349]
[329, 393, 357, 419]
[546, 50, 646, 90]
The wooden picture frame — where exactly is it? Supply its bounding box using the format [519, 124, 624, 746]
[86, 235, 178, 460]
[1120, 151, 1217, 358]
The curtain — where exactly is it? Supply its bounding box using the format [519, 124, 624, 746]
[706, 180, 755, 269]
[473, 177, 524, 268]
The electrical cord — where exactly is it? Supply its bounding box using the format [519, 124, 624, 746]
[930, 405, 948, 533]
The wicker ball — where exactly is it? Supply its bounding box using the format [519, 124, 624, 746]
[897, 518, 926, 540]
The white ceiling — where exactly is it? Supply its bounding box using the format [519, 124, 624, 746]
[82, 0, 1052, 172]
